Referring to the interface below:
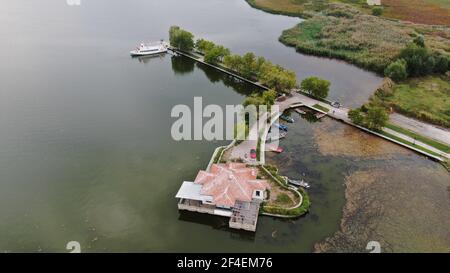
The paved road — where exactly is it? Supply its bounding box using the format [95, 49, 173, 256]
[384, 128, 450, 158]
[389, 113, 450, 146]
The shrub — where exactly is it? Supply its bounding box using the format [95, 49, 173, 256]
[372, 7, 383, 16]
[300, 76, 330, 99]
[384, 59, 408, 81]
[169, 26, 194, 51]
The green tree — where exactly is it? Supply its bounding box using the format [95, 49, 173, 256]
[413, 35, 425, 47]
[366, 106, 388, 131]
[384, 59, 408, 81]
[372, 7, 383, 16]
[195, 39, 215, 53]
[262, 89, 277, 106]
[433, 54, 449, 73]
[254, 56, 267, 77]
[399, 43, 431, 76]
[223, 54, 243, 72]
[261, 66, 296, 93]
[204, 45, 230, 64]
[348, 108, 364, 125]
[241, 52, 257, 79]
[169, 26, 194, 51]
[300, 76, 330, 99]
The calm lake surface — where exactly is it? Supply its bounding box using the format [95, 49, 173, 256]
[1, 0, 447, 252]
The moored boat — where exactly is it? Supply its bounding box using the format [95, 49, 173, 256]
[273, 123, 288, 131]
[287, 178, 310, 188]
[130, 41, 168, 56]
[280, 115, 294, 123]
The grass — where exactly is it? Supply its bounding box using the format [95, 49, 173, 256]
[312, 104, 330, 113]
[247, 0, 450, 25]
[258, 165, 311, 217]
[275, 193, 293, 205]
[382, 0, 450, 26]
[280, 4, 417, 73]
[385, 123, 450, 153]
[248, 1, 450, 74]
[376, 76, 450, 128]
[379, 130, 442, 158]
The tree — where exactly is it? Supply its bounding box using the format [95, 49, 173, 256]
[399, 43, 430, 76]
[366, 106, 388, 131]
[261, 66, 296, 93]
[195, 39, 215, 53]
[204, 45, 230, 64]
[348, 108, 364, 125]
[300, 76, 330, 99]
[262, 89, 277, 106]
[384, 59, 408, 81]
[169, 26, 194, 51]
[254, 56, 267, 78]
[413, 35, 425, 47]
[372, 7, 383, 16]
[223, 54, 243, 72]
[241, 52, 257, 79]
[433, 54, 449, 73]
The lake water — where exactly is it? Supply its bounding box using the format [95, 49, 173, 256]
[2, 0, 446, 253]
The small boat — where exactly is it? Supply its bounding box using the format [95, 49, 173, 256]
[280, 115, 294, 123]
[266, 131, 287, 143]
[273, 123, 288, 131]
[130, 41, 168, 56]
[315, 113, 327, 119]
[288, 178, 310, 189]
[294, 109, 306, 115]
[269, 146, 283, 153]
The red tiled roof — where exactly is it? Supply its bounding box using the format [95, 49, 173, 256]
[194, 163, 268, 207]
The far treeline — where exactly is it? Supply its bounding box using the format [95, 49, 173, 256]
[169, 26, 330, 103]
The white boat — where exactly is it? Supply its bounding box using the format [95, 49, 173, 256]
[130, 41, 168, 56]
[266, 131, 287, 143]
[288, 178, 310, 189]
[294, 108, 306, 115]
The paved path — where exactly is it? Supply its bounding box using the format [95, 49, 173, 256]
[389, 113, 450, 146]
[384, 128, 450, 158]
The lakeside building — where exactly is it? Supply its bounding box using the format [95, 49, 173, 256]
[176, 163, 268, 232]
[367, 0, 381, 5]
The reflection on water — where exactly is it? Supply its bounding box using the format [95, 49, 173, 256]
[171, 55, 195, 75]
[178, 211, 256, 242]
[133, 53, 167, 64]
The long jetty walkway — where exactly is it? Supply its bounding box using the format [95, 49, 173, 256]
[169, 46, 449, 163]
[168, 47, 268, 90]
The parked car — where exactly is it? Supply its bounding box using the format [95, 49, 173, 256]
[250, 148, 257, 159]
[331, 101, 341, 108]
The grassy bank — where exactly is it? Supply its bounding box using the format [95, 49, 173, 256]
[382, 0, 450, 26]
[374, 76, 450, 128]
[247, 0, 450, 26]
[385, 123, 450, 153]
[259, 165, 311, 217]
[379, 130, 442, 158]
[312, 103, 330, 113]
[247, 1, 450, 74]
